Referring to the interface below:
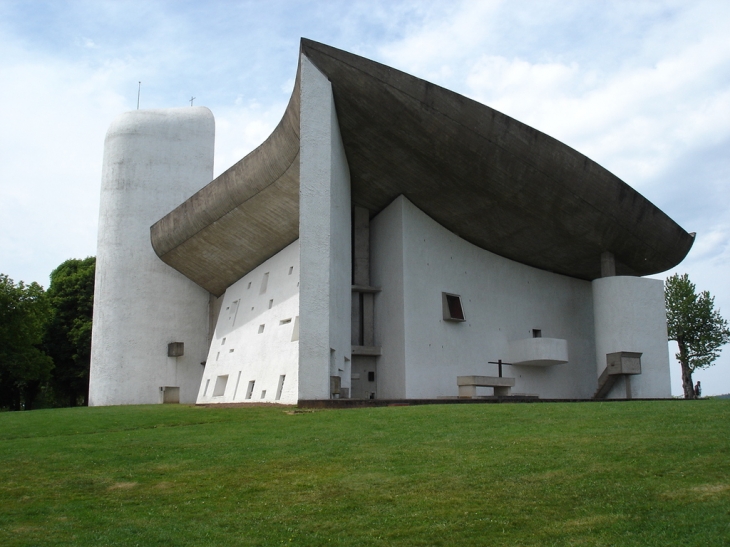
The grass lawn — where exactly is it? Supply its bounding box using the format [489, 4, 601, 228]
[0, 400, 728, 546]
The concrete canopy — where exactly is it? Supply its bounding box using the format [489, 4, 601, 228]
[151, 38, 694, 296]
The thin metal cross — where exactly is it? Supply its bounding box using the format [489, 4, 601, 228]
[190, 96, 196, 106]
[488, 359, 513, 378]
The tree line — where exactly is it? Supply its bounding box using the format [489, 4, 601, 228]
[0, 258, 94, 410]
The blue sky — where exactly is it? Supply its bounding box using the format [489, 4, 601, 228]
[1, 0, 729, 395]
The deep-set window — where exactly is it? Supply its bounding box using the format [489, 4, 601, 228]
[442, 292, 465, 322]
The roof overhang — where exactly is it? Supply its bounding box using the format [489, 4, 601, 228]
[151, 38, 694, 296]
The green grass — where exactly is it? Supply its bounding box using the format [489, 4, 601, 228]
[0, 401, 728, 546]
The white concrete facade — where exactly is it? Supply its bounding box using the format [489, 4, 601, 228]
[197, 241, 300, 405]
[297, 55, 352, 401]
[372, 196, 598, 399]
[90, 66, 675, 405]
[592, 276, 671, 398]
[89, 107, 214, 405]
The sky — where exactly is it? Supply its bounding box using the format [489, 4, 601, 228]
[1, 0, 729, 396]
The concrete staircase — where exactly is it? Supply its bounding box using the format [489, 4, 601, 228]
[592, 367, 618, 399]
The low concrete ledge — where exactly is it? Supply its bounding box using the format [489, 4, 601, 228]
[457, 375, 516, 387]
[458, 375, 516, 398]
[508, 337, 568, 366]
[352, 345, 382, 356]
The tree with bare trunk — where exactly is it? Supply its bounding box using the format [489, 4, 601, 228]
[665, 273, 729, 399]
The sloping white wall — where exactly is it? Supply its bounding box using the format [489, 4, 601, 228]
[372, 196, 600, 399]
[197, 241, 300, 405]
[298, 55, 352, 400]
[593, 276, 671, 398]
[89, 107, 214, 405]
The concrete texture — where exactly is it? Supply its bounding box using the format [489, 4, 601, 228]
[371, 196, 598, 400]
[507, 337, 569, 367]
[297, 55, 352, 401]
[150, 72, 301, 297]
[196, 240, 300, 405]
[151, 39, 693, 296]
[458, 376, 516, 397]
[89, 107, 214, 406]
[592, 276, 671, 398]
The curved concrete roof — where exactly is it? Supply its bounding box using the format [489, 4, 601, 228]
[152, 38, 694, 296]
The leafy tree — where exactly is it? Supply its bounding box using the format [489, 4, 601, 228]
[0, 275, 53, 410]
[44, 257, 95, 406]
[665, 273, 730, 399]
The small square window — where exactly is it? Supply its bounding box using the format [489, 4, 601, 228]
[532, 329, 542, 338]
[258, 324, 265, 334]
[368, 371, 375, 382]
[442, 292, 465, 322]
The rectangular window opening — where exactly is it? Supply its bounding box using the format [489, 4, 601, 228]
[245, 380, 255, 400]
[260, 272, 270, 294]
[268, 299, 273, 309]
[275, 375, 286, 400]
[532, 329, 542, 338]
[258, 324, 265, 334]
[232, 371, 242, 400]
[221, 337, 226, 345]
[260, 390, 267, 399]
[279, 318, 292, 325]
[288, 266, 294, 275]
[215, 352, 220, 361]
[442, 292, 466, 322]
[229, 348, 234, 353]
[291, 316, 300, 342]
[203, 378, 210, 397]
[368, 371, 375, 382]
[212, 375, 228, 397]
[247, 281, 252, 289]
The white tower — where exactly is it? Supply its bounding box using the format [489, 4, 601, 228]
[89, 107, 214, 405]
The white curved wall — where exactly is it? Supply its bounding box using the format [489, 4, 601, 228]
[89, 107, 214, 406]
[592, 276, 671, 398]
[371, 196, 598, 399]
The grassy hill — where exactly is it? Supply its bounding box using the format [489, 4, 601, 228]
[1, 400, 728, 546]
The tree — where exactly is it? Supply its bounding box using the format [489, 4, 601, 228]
[665, 273, 730, 399]
[0, 275, 53, 410]
[44, 257, 95, 406]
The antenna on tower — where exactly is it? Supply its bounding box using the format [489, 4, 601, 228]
[137, 82, 141, 110]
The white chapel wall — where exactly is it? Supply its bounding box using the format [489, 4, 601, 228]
[372, 196, 600, 399]
[197, 240, 300, 405]
[89, 107, 214, 406]
[592, 276, 671, 398]
[298, 54, 352, 400]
